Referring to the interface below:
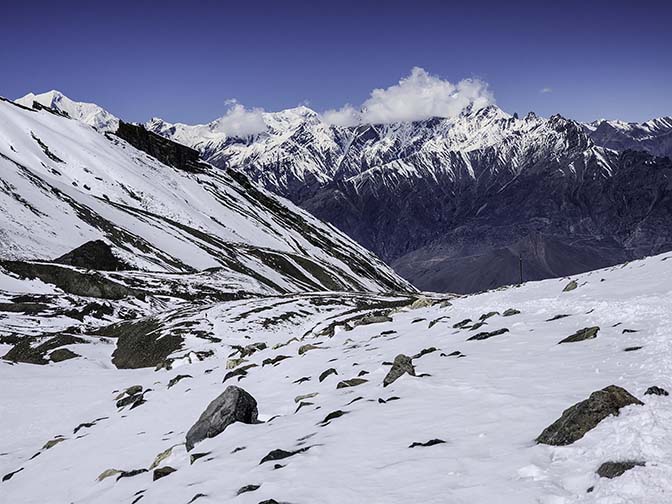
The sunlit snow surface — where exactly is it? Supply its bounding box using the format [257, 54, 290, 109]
[2, 253, 672, 503]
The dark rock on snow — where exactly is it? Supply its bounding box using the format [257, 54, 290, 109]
[645, 386, 669, 396]
[536, 385, 643, 446]
[558, 326, 600, 344]
[152, 466, 177, 481]
[597, 461, 645, 479]
[185, 386, 259, 451]
[467, 328, 509, 341]
[53, 240, 128, 271]
[383, 354, 415, 387]
[409, 439, 446, 448]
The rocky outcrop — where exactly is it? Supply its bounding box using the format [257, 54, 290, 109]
[53, 240, 128, 271]
[0, 261, 138, 300]
[115, 121, 208, 173]
[109, 318, 183, 369]
[3, 334, 85, 365]
[185, 386, 259, 451]
[536, 385, 643, 446]
[383, 354, 415, 387]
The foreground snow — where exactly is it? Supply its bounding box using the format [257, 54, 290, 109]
[2, 252, 672, 503]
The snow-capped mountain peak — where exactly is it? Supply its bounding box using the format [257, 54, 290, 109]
[15, 89, 119, 132]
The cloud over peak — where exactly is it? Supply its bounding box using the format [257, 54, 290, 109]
[322, 67, 495, 126]
[213, 99, 266, 137]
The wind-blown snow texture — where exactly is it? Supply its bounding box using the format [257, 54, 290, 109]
[2, 251, 672, 503]
[0, 97, 411, 295]
[149, 104, 672, 294]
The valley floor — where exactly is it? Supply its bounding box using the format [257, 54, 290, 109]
[2, 254, 672, 503]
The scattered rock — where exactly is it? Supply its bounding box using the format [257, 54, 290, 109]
[152, 466, 176, 481]
[503, 308, 520, 317]
[563, 280, 578, 292]
[413, 347, 437, 359]
[116, 468, 148, 481]
[467, 328, 509, 341]
[293, 376, 311, 384]
[237, 484, 261, 495]
[479, 311, 499, 321]
[536, 385, 643, 446]
[383, 354, 415, 387]
[2, 468, 23, 482]
[167, 374, 192, 389]
[336, 378, 368, 389]
[42, 437, 66, 450]
[97, 468, 122, 481]
[622, 329, 639, 334]
[260, 447, 310, 464]
[294, 392, 318, 403]
[319, 368, 337, 382]
[298, 344, 321, 355]
[558, 326, 600, 344]
[624, 346, 642, 352]
[409, 439, 446, 448]
[48, 348, 80, 362]
[262, 355, 291, 367]
[321, 410, 347, 424]
[185, 386, 259, 451]
[597, 461, 644, 479]
[546, 314, 571, 322]
[354, 315, 392, 326]
[453, 318, 472, 329]
[645, 386, 669, 396]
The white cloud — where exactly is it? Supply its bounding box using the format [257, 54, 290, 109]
[321, 67, 495, 126]
[321, 104, 361, 127]
[213, 99, 266, 137]
[540, 87, 553, 94]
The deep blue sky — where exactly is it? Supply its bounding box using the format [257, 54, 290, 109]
[2, 0, 670, 124]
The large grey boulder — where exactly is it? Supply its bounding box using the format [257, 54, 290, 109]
[185, 386, 258, 451]
[383, 354, 415, 387]
[536, 385, 643, 446]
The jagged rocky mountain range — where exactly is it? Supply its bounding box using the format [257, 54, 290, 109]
[145, 100, 672, 294]
[0, 96, 411, 295]
[16, 90, 672, 293]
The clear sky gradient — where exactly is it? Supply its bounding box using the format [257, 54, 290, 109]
[2, 0, 670, 124]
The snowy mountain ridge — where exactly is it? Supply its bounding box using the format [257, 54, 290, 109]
[15, 90, 120, 132]
[0, 96, 412, 295]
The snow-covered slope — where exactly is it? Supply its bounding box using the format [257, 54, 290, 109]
[0, 97, 412, 294]
[15, 90, 119, 132]
[2, 247, 672, 503]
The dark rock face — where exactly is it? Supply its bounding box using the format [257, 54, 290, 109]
[3, 334, 85, 365]
[109, 318, 183, 369]
[558, 326, 600, 344]
[383, 354, 415, 387]
[536, 385, 643, 446]
[115, 121, 208, 173]
[53, 240, 128, 271]
[0, 261, 138, 300]
[597, 461, 645, 479]
[185, 386, 258, 451]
